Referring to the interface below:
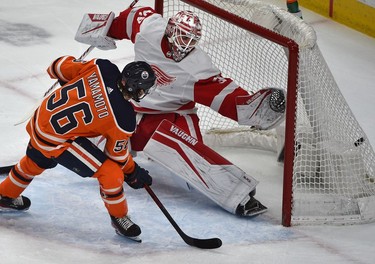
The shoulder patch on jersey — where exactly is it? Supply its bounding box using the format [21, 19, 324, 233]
[151, 65, 176, 87]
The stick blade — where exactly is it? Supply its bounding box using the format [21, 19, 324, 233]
[185, 237, 222, 249]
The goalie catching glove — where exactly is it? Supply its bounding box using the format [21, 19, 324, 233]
[125, 162, 152, 189]
[236, 88, 286, 130]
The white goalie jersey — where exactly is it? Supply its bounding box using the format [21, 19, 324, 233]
[108, 6, 251, 120]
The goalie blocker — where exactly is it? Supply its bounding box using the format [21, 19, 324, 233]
[75, 12, 116, 50]
[143, 120, 267, 216]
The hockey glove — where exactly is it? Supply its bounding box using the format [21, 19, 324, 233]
[75, 12, 117, 50]
[125, 162, 152, 189]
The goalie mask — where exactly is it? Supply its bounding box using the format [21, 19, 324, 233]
[118, 61, 156, 102]
[165, 10, 202, 62]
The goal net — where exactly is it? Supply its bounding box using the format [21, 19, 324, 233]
[154, 0, 375, 226]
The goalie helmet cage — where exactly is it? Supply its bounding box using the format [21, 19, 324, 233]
[153, 0, 375, 226]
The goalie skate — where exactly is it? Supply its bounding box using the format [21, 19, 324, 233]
[110, 215, 142, 242]
[235, 194, 268, 217]
[0, 195, 31, 212]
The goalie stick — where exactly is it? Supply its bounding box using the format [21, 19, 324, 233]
[145, 185, 222, 249]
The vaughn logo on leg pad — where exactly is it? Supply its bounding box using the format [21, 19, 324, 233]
[169, 125, 198, 146]
[143, 120, 260, 215]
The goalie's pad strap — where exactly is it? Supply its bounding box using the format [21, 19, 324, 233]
[143, 120, 258, 214]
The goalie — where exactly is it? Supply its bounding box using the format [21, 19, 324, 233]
[75, 6, 287, 216]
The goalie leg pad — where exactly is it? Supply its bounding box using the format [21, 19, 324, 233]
[143, 120, 259, 215]
[236, 88, 286, 130]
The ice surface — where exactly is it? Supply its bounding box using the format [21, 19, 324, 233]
[0, 1, 374, 263]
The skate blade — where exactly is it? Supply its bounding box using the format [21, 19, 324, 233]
[244, 206, 268, 217]
[115, 230, 142, 243]
[0, 206, 29, 212]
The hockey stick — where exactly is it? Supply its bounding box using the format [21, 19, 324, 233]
[144, 185, 222, 249]
[0, 165, 13, 175]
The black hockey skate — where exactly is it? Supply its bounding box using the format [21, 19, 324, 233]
[0, 195, 31, 211]
[110, 215, 142, 242]
[235, 194, 268, 217]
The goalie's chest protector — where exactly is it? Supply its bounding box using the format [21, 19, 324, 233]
[132, 16, 219, 114]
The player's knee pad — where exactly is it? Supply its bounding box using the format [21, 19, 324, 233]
[18, 155, 47, 176]
[95, 159, 128, 218]
[94, 159, 124, 191]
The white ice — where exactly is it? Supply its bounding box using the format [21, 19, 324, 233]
[0, 0, 374, 264]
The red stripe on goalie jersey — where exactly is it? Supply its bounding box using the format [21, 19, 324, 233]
[108, 6, 156, 42]
[30, 57, 136, 173]
[193, 76, 249, 121]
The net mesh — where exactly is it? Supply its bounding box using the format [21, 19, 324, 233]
[159, 0, 375, 224]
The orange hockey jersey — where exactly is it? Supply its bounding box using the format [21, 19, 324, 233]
[26, 56, 136, 174]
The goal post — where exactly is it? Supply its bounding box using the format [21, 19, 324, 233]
[153, 0, 375, 226]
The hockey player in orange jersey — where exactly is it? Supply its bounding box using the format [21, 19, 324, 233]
[0, 56, 156, 241]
